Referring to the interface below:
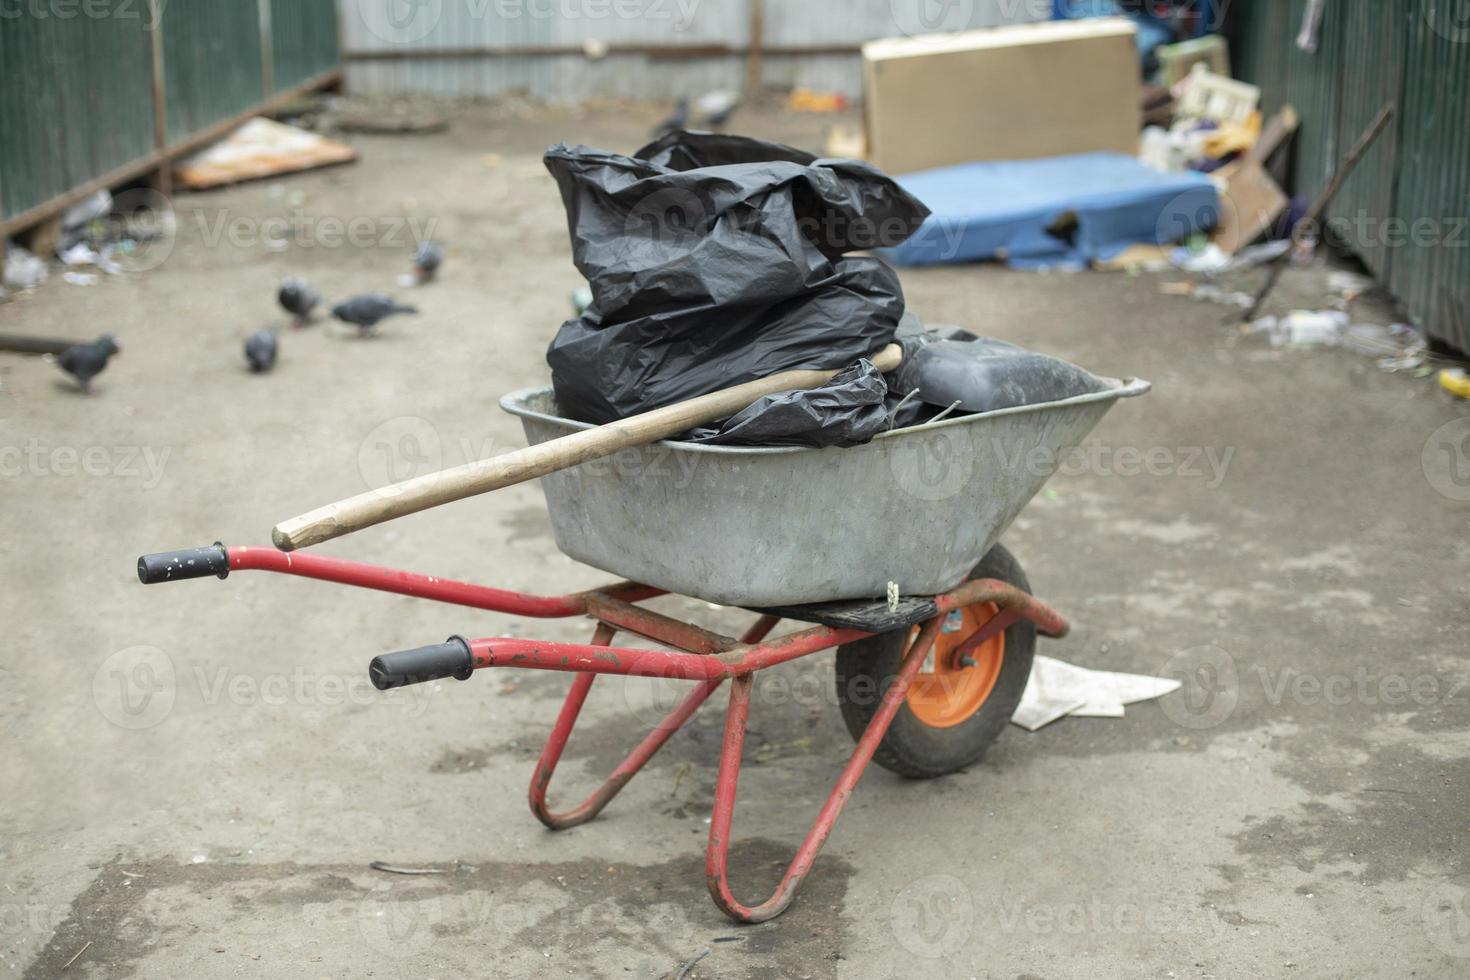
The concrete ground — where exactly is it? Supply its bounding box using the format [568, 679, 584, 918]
[2, 101, 1467, 980]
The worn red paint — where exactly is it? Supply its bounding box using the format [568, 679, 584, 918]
[192, 545, 1071, 923]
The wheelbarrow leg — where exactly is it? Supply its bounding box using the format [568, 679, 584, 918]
[529, 616, 781, 830]
[704, 614, 946, 924]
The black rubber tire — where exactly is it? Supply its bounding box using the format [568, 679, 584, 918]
[833, 544, 1037, 779]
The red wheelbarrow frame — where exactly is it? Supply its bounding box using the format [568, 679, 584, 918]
[137, 543, 1069, 924]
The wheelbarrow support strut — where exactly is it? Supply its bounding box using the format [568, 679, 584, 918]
[137, 543, 1068, 924]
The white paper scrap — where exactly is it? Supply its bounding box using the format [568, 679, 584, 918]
[1011, 655, 1182, 731]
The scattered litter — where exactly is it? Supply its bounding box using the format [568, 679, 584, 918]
[1174, 65, 1261, 126]
[60, 189, 113, 251]
[785, 88, 847, 113]
[60, 940, 91, 971]
[1171, 238, 1289, 274]
[1328, 269, 1374, 301]
[1246, 312, 1428, 368]
[3, 242, 48, 289]
[369, 860, 449, 875]
[1012, 655, 1182, 731]
[1156, 34, 1231, 87]
[1250, 310, 1348, 347]
[335, 110, 448, 135]
[62, 271, 99, 286]
[823, 123, 865, 159]
[174, 117, 357, 189]
[58, 242, 123, 275]
[674, 948, 710, 980]
[885, 153, 1218, 268]
[1190, 283, 1255, 309]
[1440, 368, 1470, 399]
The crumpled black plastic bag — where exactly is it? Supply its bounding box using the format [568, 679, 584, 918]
[543, 132, 930, 436]
[887, 323, 1113, 416]
[685, 359, 889, 447]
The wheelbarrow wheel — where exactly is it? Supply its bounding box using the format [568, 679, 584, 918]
[833, 544, 1036, 779]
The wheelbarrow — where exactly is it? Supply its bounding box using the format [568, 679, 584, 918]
[136, 375, 1148, 923]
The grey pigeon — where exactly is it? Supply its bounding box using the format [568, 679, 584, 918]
[278, 278, 321, 327]
[652, 97, 689, 137]
[696, 90, 739, 129]
[244, 329, 278, 373]
[412, 240, 445, 282]
[57, 334, 119, 394]
[332, 294, 417, 334]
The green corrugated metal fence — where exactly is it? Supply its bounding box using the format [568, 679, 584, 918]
[1231, 0, 1470, 351]
[0, 0, 339, 234]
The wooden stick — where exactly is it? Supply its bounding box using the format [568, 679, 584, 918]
[1242, 102, 1395, 323]
[0, 333, 77, 356]
[272, 344, 904, 551]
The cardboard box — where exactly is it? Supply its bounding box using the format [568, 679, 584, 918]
[862, 19, 1142, 175]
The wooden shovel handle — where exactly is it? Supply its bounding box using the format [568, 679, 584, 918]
[271, 344, 902, 551]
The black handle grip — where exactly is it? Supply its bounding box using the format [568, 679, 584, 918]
[370, 636, 474, 690]
[137, 544, 230, 584]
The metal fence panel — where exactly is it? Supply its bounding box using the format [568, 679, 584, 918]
[161, 0, 266, 141]
[0, 0, 340, 235]
[271, 0, 341, 92]
[1232, 0, 1470, 349]
[0, 4, 155, 223]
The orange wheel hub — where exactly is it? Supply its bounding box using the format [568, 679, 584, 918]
[904, 602, 1005, 729]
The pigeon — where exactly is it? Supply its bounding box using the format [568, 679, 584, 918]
[412, 240, 445, 283]
[696, 90, 739, 129]
[56, 334, 119, 393]
[651, 97, 689, 137]
[332, 294, 418, 334]
[244, 329, 278, 373]
[278, 278, 321, 327]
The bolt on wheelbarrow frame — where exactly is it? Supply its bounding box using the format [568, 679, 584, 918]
[137, 543, 1069, 924]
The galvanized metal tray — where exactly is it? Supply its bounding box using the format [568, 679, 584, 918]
[501, 378, 1150, 606]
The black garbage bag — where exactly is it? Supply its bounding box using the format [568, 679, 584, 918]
[685, 359, 889, 447]
[543, 132, 931, 441]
